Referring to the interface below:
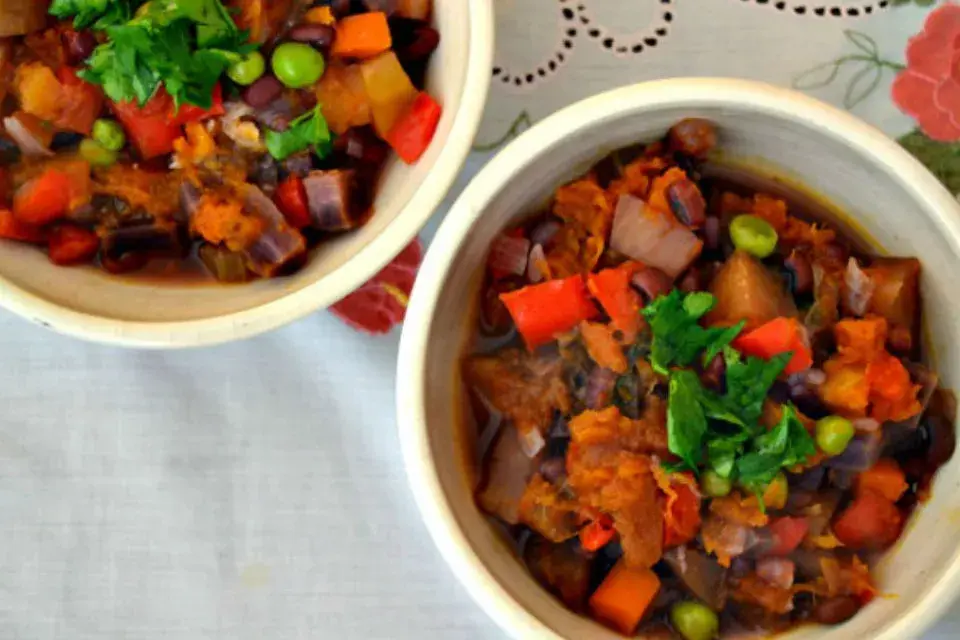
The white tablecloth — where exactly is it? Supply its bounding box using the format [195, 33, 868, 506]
[5, 1, 960, 638]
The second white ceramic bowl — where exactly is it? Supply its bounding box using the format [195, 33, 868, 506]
[0, 1, 493, 347]
[398, 78, 960, 640]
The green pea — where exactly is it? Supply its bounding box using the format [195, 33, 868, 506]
[92, 119, 125, 152]
[227, 51, 266, 86]
[670, 601, 719, 640]
[79, 138, 118, 167]
[701, 469, 732, 498]
[816, 415, 855, 456]
[729, 214, 778, 258]
[271, 42, 325, 89]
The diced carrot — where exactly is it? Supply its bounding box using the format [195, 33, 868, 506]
[47, 225, 99, 265]
[500, 275, 599, 350]
[332, 12, 392, 60]
[13, 170, 72, 225]
[0, 209, 46, 243]
[587, 261, 643, 343]
[589, 561, 660, 635]
[856, 459, 908, 503]
[820, 359, 870, 417]
[734, 316, 813, 375]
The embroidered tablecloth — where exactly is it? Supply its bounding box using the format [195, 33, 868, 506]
[4, 1, 960, 639]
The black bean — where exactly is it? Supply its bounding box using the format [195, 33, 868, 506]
[813, 596, 860, 625]
[667, 118, 717, 158]
[242, 75, 283, 109]
[539, 458, 566, 485]
[667, 179, 706, 227]
[395, 25, 440, 62]
[784, 251, 813, 294]
[287, 24, 335, 48]
[63, 30, 97, 65]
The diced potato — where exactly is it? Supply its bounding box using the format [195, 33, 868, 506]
[865, 257, 920, 336]
[359, 51, 417, 138]
[0, 0, 49, 37]
[316, 63, 371, 135]
[14, 62, 61, 123]
[706, 250, 797, 331]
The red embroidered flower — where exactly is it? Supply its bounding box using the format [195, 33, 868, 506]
[892, 3, 960, 142]
[330, 239, 423, 334]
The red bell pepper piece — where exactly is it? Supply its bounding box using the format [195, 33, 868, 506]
[767, 516, 809, 556]
[275, 176, 312, 229]
[500, 274, 599, 350]
[0, 209, 46, 243]
[734, 316, 813, 375]
[580, 514, 616, 552]
[111, 85, 224, 159]
[48, 224, 100, 265]
[13, 170, 72, 225]
[587, 262, 643, 342]
[385, 91, 442, 164]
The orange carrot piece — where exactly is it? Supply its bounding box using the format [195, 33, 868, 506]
[332, 12, 392, 60]
[589, 561, 661, 635]
[856, 458, 909, 503]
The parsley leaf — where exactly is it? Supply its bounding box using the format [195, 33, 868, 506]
[722, 346, 791, 426]
[642, 290, 745, 375]
[264, 106, 333, 161]
[666, 370, 708, 471]
[59, 0, 253, 109]
[737, 404, 816, 487]
[50, 0, 134, 29]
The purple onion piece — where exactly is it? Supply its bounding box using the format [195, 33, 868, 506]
[244, 226, 306, 277]
[789, 465, 825, 492]
[704, 216, 721, 251]
[529, 219, 561, 249]
[662, 546, 729, 611]
[784, 251, 813, 294]
[585, 367, 617, 410]
[824, 432, 882, 471]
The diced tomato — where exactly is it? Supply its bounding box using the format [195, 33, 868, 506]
[275, 176, 312, 229]
[833, 492, 902, 550]
[767, 516, 809, 556]
[0, 209, 46, 243]
[48, 225, 99, 265]
[112, 97, 182, 160]
[734, 316, 813, 375]
[385, 91, 442, 164]
[111, 85, 223, 159]
[663, 482, 701, 548]
[587, 261, 643, 342]
[856, 458, 909, 503]
[13, 170, 72, 225]
[55, 66, 103, 135]
[171, 83, 225, 125]
[580, 514, 616, 552]
[500, 275, 599, 350]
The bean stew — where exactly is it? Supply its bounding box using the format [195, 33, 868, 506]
[463, 119, 957, 638]
[0, 0, 440, 282]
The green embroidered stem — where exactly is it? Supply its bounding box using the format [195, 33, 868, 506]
[793, 30, 905, 109]
[472, 111, 533, 152]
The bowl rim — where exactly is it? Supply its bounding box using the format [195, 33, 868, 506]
[0, 0, 495, 349]
[397, 78, 960, 640]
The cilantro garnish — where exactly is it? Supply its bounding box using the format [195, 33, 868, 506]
[264, 106, 332, 161]
[641, 290, 746, 375]
[51, 0, 255, 109]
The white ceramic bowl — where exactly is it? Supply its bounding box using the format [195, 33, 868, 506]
[398, 78, 960, 640]
[0, 2, 493, 348]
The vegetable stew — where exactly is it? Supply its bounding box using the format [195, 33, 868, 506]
[0, 0, 441, 282]
[464, 119, 957, 638]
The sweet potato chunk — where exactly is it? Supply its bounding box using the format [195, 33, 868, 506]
[706, 250, 797, 331]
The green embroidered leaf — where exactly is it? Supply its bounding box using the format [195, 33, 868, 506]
[899, 129, 960, 195]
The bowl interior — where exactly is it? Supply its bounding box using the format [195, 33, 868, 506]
[410, 87, 960, 640]
[0, 5, 473, 325]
